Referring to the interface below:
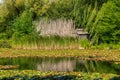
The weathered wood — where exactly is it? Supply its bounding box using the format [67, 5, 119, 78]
[36, 19, 77, 37]
[76, 28, 88, 39]
[36, 19, 88, 38]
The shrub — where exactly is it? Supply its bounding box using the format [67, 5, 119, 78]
[0, 33, 8, 40]
[0, 40, 11, 48]
[12, 10, 39, 44]
[79, 39, 90, 49]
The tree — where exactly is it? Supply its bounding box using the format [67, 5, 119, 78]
[90, 0, 120, 44]
[12, 11, 34, 42]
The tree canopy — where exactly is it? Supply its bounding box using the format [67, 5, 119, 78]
[0, 0, 120, 45]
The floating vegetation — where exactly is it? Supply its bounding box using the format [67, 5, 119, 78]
[0, 49, 120, 62]
[1, 75, 76, 80]
[0, 49, 119, 79]
[0, 65, 19, 70]
[0, 70, 119, 80]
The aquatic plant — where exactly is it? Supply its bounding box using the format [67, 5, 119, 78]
[0, 70, 119, 80]
[0, 49, 120, 62]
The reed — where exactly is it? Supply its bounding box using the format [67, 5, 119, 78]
[12, 36, 81, 50]
[11, 19, 83, 49]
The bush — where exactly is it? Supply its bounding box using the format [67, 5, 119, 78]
[12, 10, 39, 44]
[91, 43, 120, 49]
[0, 33, 8, 40]
[79, 39, 90, 49]
[0, 40, 12, 48]
[90, 0, 120, 44]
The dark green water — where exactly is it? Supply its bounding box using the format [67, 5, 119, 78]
[0, 57, 120, 74]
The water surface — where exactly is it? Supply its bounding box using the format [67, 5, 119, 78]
[0, 57, 120, 74]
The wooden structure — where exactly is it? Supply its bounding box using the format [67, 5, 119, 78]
[76, 28, 88, 39]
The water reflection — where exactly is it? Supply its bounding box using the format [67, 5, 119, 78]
[0, 57, 120, 74]
[37, 60, 76, 72]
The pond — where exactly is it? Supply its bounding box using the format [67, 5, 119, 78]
[0, 57, 120, 74]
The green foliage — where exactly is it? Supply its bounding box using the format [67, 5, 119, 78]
[0, 40, 11, 48]
[30, 0, 69, 23]
[91, 43, 120, 49]
[0, 33, 8, 40]
[0, 0, 23, 39]
[12, 10, 38, 44]
[79, 39, 91, 49]
[90, 0, 120, 44]
[11, 35, 81, 49]
[0, 0, 120, 46]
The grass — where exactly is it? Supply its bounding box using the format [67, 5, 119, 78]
[12, 36, 82, 49]
[1, 36, 120, 50]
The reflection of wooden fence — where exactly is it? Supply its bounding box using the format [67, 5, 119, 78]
[36, 19, 76, 37]
[37, 60, 76, 72]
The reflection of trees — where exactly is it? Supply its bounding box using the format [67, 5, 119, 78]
[37, 60, 76, 72]
[76, 60, 120, 74]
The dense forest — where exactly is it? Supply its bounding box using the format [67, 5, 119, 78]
[0, 0, 120, 48]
